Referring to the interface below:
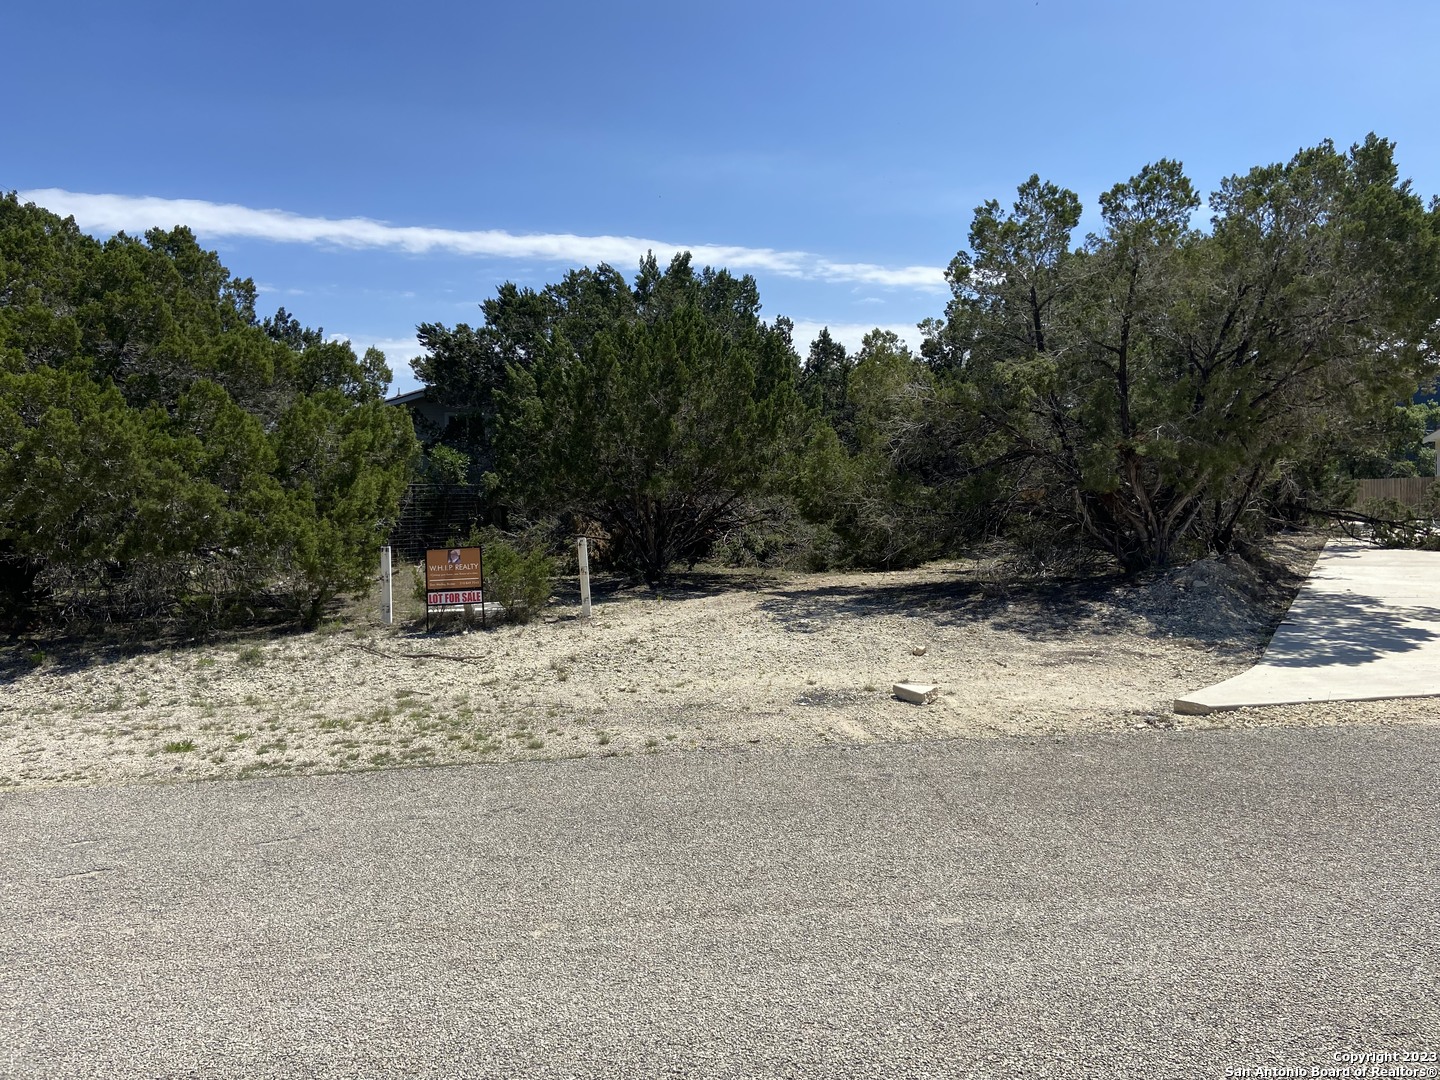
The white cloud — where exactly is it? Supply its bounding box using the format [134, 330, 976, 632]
[19, 188, 947, 292]
[328, 334, 423, 364]
[326, 334, 427, 394]
[809, 259, 941, 289]
[788, 321, 924, 355]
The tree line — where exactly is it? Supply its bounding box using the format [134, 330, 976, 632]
[414, 135, 1440, 579]
[4, 134, 1437, 632]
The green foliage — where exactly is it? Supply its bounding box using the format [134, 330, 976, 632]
[267, 392, 417, 625]
[708, 496, 843, 571]
[799, 327, 853, 431]
[919, 137, 1440, 571]
[409, 264, 636, 471]
[488, 254, 803, 580]
[1331, 400, 1440, 479]
[1355, 487, 1440, 550]
[476, 536, 554, 623]
[422, 444, 471, 486]
[0, 193, 417, 631]
[793, 331, 946, 568]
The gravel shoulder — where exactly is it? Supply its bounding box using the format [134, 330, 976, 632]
[3, 530, 1437, 790]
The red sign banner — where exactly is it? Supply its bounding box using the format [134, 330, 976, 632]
[427, 590, 484, 606]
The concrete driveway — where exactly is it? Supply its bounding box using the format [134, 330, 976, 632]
[2, 727, 1437, 1078]
[1178, 540, 1440, 713]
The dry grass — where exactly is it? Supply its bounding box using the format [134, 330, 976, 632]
[2, 532, 1435, 790]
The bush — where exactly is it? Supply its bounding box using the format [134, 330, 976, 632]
[479, 538, 554, 623]
[711, 497, 830, 570]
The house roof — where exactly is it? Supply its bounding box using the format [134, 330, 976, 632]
[1424, 429, 1440, 446]
[385, 388, 431, 407]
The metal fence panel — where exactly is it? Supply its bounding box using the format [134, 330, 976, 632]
[387, 483, 486, 562]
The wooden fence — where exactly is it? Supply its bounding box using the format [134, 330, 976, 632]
[1353, 477, 1437, 507]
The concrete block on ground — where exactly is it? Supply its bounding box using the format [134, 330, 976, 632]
[893, 682, 940, 705]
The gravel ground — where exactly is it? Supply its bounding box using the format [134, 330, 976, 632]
[2, 726, 1436, 1078]
[2, 530, 1437, 790]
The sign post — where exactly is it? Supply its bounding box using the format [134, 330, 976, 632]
[380, 545, 393, 626]
[577, 537, 592, 619]
[425, 546, 485, 632]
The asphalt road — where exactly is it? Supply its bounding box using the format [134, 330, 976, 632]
[1, 726, 1437, 1079]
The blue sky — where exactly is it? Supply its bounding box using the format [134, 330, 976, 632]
[8, 1, 1440, 394]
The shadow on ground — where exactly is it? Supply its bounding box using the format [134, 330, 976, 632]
[1259, 590, 1440, 667]
[754, 552, 1303, 649]
[548, 569, 786, 605]
[755, 575, 1119, 638]
[0, 624, 312, 683]
[4, 543, 1316, 680]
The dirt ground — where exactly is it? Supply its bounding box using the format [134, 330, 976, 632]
[2, 531, 1437, 790]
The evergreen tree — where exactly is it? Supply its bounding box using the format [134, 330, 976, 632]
[0, 193, 416, 630]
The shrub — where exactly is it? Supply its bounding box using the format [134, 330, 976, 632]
[712, 497, 829, 570]
[481, 538, 554, 623]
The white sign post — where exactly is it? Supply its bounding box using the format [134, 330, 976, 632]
[577, 537, 592, 618]
[380, 545, 394, 626]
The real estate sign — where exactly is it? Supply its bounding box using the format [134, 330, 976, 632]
[425, 546, 484, 607]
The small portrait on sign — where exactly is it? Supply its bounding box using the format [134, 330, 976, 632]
[448, 548, 461, 565]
